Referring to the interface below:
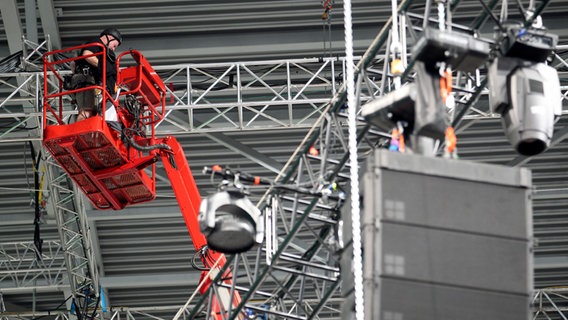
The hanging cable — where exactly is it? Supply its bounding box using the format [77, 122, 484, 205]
[435, 1, 459, 159]
[192, 246, 211, 271]
[343, 1, 364, 320]
[446, 0, 453, 31]
[439, 68, 458, 158]
[322, 0, 334, 59]
[27, 141, 44, 260]
[400, 12, 408, 67]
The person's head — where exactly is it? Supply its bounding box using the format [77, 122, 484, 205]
[100, 28, 122, 51]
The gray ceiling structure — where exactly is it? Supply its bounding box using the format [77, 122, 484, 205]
[1, 0, 568, 319]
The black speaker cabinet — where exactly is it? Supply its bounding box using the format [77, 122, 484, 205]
[342, 150, 532, 320]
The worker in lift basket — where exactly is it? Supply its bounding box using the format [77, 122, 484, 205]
[70, 28, 122, 122]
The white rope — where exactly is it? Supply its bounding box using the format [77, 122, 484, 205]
[391, 0, 400, 47]
[343, 1, 364, 320]
[391, 0, 402, 89]
[438, 1, 446, 31]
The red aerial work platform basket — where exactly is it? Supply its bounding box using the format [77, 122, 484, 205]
[43, 117, 157, 210]
[42, 46, 166, 210]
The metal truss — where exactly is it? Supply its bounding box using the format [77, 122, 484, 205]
[0, 240, 67, 293]
[1, 37, 100, 319]
[153, 58, 340, 133]
[181, 1, 567, 320]
[3, 56, 354, 140]
[2, 0, 568, 319]
[45, 163, 101, 317]
[533, 288, 568, 320]
[0, 312, 70, 320]
[1, 44, 517, 143]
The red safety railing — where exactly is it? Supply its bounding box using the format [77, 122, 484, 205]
[116, 49, 166, 129]
[41, 44, 163, 210]
[42, 43, 117, 127]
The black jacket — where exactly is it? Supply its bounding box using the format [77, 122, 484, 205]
[75, 38, 118, 94]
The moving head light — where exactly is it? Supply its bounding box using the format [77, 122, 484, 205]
[360, 83, 417, 133]
[199, 189, 263, 254]
[362, 28, 491, 143]
[489, 23, 560, 156]
[412, 28, 490, 73]
[361, 62, 450, 141]
[488, 57, 561, 156]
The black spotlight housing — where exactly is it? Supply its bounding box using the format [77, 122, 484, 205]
[199, 189, 263, 254]
[498, 23, 557, 63]
[412, 28, 490, 73]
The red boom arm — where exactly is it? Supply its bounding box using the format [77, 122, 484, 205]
[158, 136, 243, 319]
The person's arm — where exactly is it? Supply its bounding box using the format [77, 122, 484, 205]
[81, 49, 99, 67]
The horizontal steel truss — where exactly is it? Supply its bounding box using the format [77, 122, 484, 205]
[3, 57, 568, 144]
[0, 240, 67, 293]
[6, 51, 563, 142]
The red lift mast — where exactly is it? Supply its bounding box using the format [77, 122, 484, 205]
[42, 45, 242, 319]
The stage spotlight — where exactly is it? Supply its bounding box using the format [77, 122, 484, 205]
[361, 62, 449, 141]
[412, 28, 489, 73]
[488, 57, 561, 156]
[199, 189, 263, 254]
[360, 83, 416, 132]
[498, 23, 558, 63]
[362, 28, 490, 142]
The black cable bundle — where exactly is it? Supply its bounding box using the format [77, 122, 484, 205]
[0, 50, 23, 73]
